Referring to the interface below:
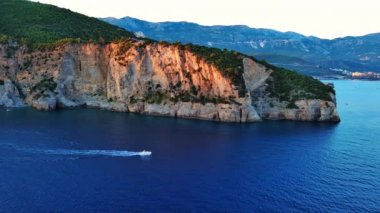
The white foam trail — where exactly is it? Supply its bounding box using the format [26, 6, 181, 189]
[2, 143, 152, 158]
[37, 149, 152, 157]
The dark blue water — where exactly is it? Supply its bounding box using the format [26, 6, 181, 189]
[0, 80, 379, 212]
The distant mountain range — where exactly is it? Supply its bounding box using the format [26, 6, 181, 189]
[102, 16, 380, 77]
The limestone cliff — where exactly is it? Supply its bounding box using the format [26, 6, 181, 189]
[0, 40, 340, 122]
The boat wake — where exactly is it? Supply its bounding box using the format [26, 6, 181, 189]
[37, 149, 152, 157]
[1, 143, 152, 158]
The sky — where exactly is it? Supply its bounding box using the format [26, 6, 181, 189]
[31, 0, 380, 39]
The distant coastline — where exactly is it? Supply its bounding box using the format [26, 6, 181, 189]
[315, 71, 380, 81]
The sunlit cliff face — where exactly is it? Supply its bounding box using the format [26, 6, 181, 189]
[2, 41, 240, 105]
[105, 42, 238, 101]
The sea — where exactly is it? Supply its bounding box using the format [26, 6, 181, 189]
[0, 80, 379, 212]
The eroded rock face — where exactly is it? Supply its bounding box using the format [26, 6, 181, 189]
[243, 58, 340, 122]
[26, 90, 57, 111]
[256, 99, 340, 122]
[0, 79, 25, 107]
[133, 102, 261, 122]
[0, 41, 340, 122]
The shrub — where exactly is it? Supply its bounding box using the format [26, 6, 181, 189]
[116, 38, 135, 55]
[144, 90, 166, 104]
[31, 77, 57, 93]
[129, 95, 138, 104]
[0, 34, 9, 44]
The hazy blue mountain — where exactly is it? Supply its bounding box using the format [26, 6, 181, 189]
[102, 16, 380, 77]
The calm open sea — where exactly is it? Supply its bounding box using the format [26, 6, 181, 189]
[0, 80, 379, 212]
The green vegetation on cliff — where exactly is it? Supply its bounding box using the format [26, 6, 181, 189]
[30, 77, 57, 99]
[264, 63, 334, 107]
[31, 77, 57, 92]
[0, 0, 134, 48]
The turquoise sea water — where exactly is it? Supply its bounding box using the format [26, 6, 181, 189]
[0, 80, 379, 212]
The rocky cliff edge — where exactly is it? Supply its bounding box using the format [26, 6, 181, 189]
[0, 40, 340, 122]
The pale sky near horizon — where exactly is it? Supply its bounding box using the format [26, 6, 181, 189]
[31, 0, 380, 39]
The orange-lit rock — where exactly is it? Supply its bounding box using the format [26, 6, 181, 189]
[0, 41, 340, 122]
